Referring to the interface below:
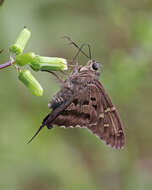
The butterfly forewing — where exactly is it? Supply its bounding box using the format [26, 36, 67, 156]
[52, 86, 96, 127]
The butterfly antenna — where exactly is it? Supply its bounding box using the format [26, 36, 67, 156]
[63, 36, 90, 59]
[73, 43, 92, 61]
[87, 43, 92, 59]
[27, 124, 45, 144]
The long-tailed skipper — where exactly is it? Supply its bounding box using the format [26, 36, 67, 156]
[28, 38, 125, 149]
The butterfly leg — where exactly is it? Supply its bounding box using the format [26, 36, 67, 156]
[41, 70, 64, 84]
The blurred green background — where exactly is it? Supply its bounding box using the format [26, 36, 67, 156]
[0, 0, 152, 190]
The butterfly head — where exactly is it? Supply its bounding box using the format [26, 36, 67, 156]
[79, 60, 101, 77]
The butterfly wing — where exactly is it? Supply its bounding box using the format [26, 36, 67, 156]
[52, 80, 125, 149]
[42, 84, 93, 128]
[42, 76, 125, 149]
[87, 80, 125, 149]
[52, 85, 100, 127]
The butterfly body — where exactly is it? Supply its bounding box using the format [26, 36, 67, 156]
[40, 60, 125, 149]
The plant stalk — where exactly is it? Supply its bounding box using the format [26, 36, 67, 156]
[0, 61, 11, 70]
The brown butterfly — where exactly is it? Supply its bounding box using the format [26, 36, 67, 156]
[28, 39, 125, 149]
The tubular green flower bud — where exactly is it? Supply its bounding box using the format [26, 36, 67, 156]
[9, 28, 31, 55]
[15, 52, 36, 66]
[30, 56, 68, 71]
[18, 69, 43, 96]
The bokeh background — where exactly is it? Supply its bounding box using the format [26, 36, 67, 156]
[0, 0, 152, 190]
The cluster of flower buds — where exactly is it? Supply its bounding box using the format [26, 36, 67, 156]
[0, 28, 68, 96]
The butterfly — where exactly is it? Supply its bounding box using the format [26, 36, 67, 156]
[28, 38, 125, 149]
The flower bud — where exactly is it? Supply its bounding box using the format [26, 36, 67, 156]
[18, 69, 43, 96]
[30, 56, 68, 71]
[10, 28, 31, 55]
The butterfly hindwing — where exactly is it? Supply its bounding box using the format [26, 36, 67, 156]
[52, 85, 100, 127]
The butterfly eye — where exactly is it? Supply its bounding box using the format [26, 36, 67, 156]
[92, 62, 99, 71]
